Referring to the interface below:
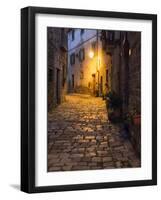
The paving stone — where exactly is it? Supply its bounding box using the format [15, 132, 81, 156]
[78, 162, 88, 166]
[48, 167, 61, 171]
[79, 139, 89, 143]
[85, 136, 95, 140]
[72, 166, 90, 170]
[115, 161, 123, 168]
[103, 157, 113, 162]
[48, 154, 59, 159]
[92, 157, 102, 162]
[48, 158, 60, 164]
[103, 162, 115, 167]
[88, 162, 98, 166]
[86, 147, 95, 152]
[90, 166, 102, 170]
[70, 154, 84, 158]
[97, 150, 109, 156]
[47, 94, 141, 172]
[85, 152, 96, 157]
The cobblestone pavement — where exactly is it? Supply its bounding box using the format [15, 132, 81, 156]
[48, 94, 141, 172]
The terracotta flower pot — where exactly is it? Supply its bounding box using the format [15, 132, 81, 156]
[133, 115, 141, 125]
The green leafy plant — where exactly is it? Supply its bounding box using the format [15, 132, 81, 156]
[106, 91, 122, 123]
[106, 91, 122, 109]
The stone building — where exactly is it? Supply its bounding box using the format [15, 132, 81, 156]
[47, 27, 68, 111]
[67, 29, 110, 96]
[101, 30, 141, 155]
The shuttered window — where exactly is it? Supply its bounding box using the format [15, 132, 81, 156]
[79, 48, 85, 62]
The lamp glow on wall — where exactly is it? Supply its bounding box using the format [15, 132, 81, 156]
[88, 49, 101, 96]
[89, 50, 94, 59]
[97, 57, 101, 71]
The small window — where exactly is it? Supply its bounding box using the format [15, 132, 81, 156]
[72, 74, 74, 88]
[79, 48, 85, 62]
[80, 29, 84, 35]
[70, 53, 75, 65]
[91, 41, 96, 51]
[72, 30, 75, 41]
[91, 41, 96, 56]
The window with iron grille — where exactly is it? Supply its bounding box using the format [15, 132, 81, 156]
[70, 53, 75, 65]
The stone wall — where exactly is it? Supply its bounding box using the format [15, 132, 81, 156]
[102, 31, 141, 156]
[128, 32, 141, 114]
[47, 27, 68, 111]
[128, 32, 141, 156]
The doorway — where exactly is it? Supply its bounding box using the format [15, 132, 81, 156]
[92, 74, 96, 95]
[72, 74, 74, 89]
[56, 68, 60, 104]
[100, 76, 103, 95]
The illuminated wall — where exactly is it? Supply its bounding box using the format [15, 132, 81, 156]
[68, 29, 111, 95]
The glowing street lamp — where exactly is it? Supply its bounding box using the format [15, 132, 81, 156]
[89, 50, 94, 59]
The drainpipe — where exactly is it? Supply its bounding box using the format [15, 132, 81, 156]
[97, 29, 100, 96]
[123, 32, 129, 114]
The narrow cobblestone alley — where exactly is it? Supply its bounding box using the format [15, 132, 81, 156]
[48, 94, 140, 172]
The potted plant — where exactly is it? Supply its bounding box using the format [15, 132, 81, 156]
[133, 113, 141, 126]
[131, 106, 141, 126]
[120, 112, 132, 139]
[106, 91, 122, 123]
